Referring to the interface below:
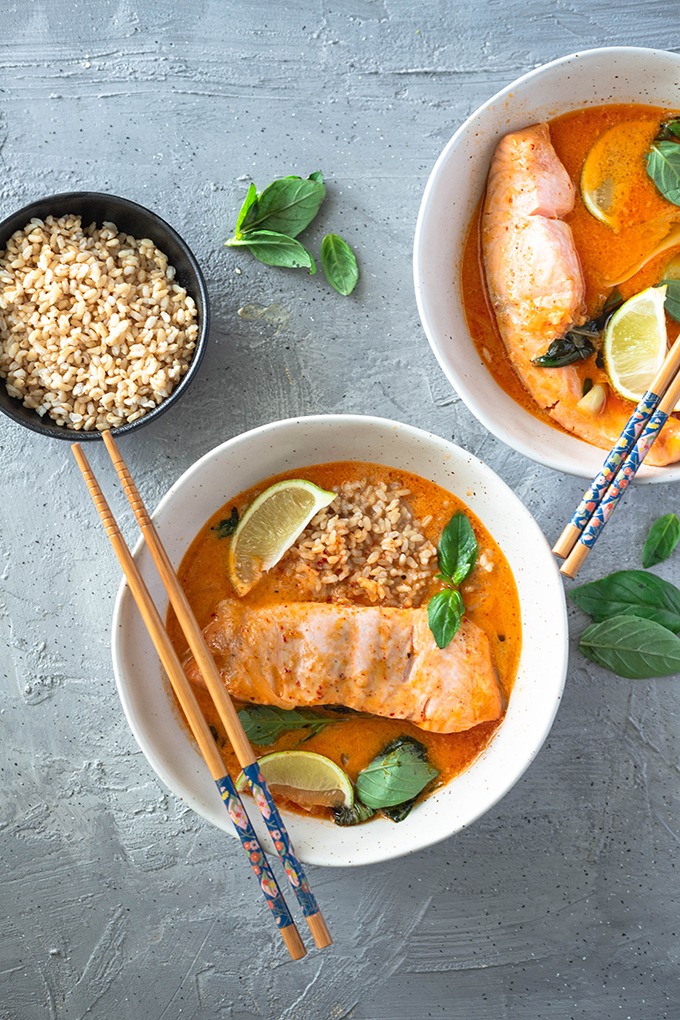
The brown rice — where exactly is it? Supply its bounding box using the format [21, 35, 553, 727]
[288, 479, 437, 607]
[0, 214, 199, 431]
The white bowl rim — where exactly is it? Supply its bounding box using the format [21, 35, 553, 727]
[111, 413, 569, 867]
[413, 45, 680, 484]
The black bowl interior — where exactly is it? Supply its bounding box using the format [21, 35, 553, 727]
[0, 191, 209, 441]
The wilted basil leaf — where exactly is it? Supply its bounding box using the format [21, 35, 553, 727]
[646, 141, 680, 206]
[427, 588, 464, 650]
[579, 615, 680, 678]
[227, 230, 316, 273]
[533, 331, 596, 368]
[642, 513, 680, 568]
[657, 119, 680, 141]
[356, 736, 438, 809]
[238, 705, 340, 745]
[213, 507, 239, 538]
[320, 233, 359, 295]
[333, 800, 375, 826]
[569, 569, 680, 634]
[381, 798, 418, 823]
[438, 511, 478, 584]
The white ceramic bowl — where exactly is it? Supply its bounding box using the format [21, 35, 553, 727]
[414, 46, 680, 483]
[111, 414, 567, 866]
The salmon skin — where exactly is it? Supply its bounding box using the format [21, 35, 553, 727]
[482, 123, 680, 465]
[185, 599, 504, 734]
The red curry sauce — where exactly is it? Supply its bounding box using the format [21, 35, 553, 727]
[167, 461, 522, 818]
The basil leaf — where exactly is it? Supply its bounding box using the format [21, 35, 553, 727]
[570, 569, 680, 634]
[657, 119, 680, 142]
[241, 175, 326, 237]
[238, 705, 339, 745]
[660, 278, 680, 323]
[533, 332, 596, 368]
[643, 513, 680, 568]
[427, 588, 464, 649]
[320, 233, 359, 296]
[438, 511, 478, 583]
[579, 615, 680, 678]
[234, 182, 258, 236]
[646, 141, 680, 206]
[332, 800, 375, 826]
[308, 171, 324, 183]
[213, 507, 239, 538]
[227, 230, 316, 273]
[381, 798, 417, 823]
[356, 736, 438, 809]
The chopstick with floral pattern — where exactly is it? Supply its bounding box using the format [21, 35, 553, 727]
[553, 333, 680, 564]
[558, 365, 680, 578]
[101, 430, 332, 950]
[72, 443, 307, 961]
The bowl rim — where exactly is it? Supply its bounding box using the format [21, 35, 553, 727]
[413, 45, 680, 483]
[0, 190, 210, 440]
[111, 412, 569, 867]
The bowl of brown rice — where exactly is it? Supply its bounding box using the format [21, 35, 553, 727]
[111, 414, 568, 866]
[0, 192, 209, 439]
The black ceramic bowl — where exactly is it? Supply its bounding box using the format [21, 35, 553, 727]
[0, 192, 209, 440]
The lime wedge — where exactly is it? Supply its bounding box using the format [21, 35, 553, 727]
[603, 286, 667, 403]
[581, 120, 671, 231]
[228, 478, 336, 596]
[236, 750, 354, 810]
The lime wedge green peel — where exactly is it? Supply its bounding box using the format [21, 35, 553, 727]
[228, 478, 336, 595]
[236, 750, 354, 810]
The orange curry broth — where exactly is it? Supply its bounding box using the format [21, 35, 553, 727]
[462, 103, 680, 427]
[167, 461, 522, 819]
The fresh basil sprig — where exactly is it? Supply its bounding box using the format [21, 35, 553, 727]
[579, 615, 680, 679]
[239, 176, 326, 238]
[570, 569, 680, 634]
[225, 172, 359, 293]
[227, 229, 316, 272]
[642, 513, 680, 568]
[237, 705, 341, 745]
[320, 233, 359, 295]
[427, 511, 478, 649]
[646, 140, 680, 206]
[355, 736, 438, 810]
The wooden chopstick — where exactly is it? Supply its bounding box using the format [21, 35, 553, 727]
[71, 444, 307, 962]
[101, 430, 332, 951]
[559, 363, 680, 578]
[553, 333, 680, 561]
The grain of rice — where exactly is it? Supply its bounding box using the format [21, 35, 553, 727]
[0, 214, 199, 430]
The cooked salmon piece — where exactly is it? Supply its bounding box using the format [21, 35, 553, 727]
[482, 123, 680, 466]
[184, 599, 504, 734]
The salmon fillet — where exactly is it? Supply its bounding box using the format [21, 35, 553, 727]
[185, 599, 504, 734]
[482, 123, 680, 466]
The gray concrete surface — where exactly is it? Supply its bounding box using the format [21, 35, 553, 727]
[1, 2, 679, 1018]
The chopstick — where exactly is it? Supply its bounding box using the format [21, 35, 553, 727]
[72, 444, 307, 961]
[101, 429, 332, 950]
[553, 333, 680, 563]
[555, 339, 680, 579]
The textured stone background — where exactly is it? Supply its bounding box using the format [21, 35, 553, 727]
[1, 2, 679, 1018]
